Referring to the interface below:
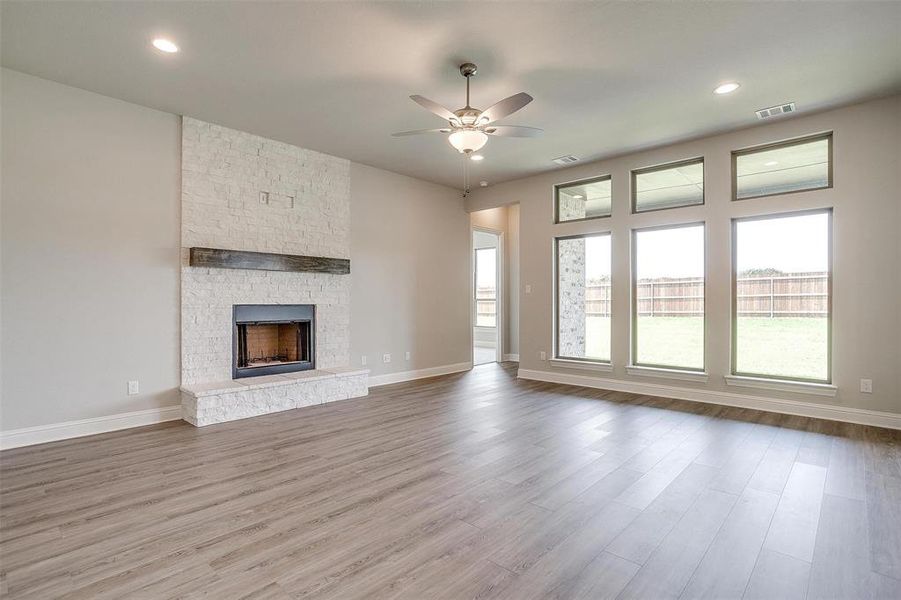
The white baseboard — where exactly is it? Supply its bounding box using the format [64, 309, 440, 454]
[1, 406, 184, 450]
[518, 368, 901, 430]
[369, 362, 472, 387]
[503, 354, 520, 362]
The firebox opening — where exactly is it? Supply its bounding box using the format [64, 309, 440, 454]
[236, 321, 311, 368]
[233, 304, 316, 379]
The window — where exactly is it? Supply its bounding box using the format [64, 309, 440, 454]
[732, 210, 831, 382]
[555, 233, 611, 362]
[733, 133, 832, 200]
[632, 158, 704, 213]
[474, 247, 497, 327]
[555, 175, 612, 223]
[632, 224, 705, 371]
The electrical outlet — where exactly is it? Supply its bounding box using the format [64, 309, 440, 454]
[361, 355, 367, 366]
[382, 353, 391, 364]
[405, 351, 411, 361]
[127, 380, 140, 395]
[860, 379, 873, 393]
[539, 351, 547, 361]
[525, 284, 532, 294]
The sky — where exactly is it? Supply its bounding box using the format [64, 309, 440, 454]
[585, 235, 611, 279]
[736, 213, 829, 273]
[636, 225, 705, 279]
[475, 247, 496, 289]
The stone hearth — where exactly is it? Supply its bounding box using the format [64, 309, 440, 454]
[181, 367, 368, 427]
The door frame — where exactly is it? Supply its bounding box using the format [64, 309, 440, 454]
[471, 226, 504, 365]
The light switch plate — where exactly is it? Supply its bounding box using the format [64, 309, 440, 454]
[860, 379, 873, 393]
[383, 353, 391, 363]
[127, 380, 140, 395]
[525, 284, 532, 294]
[361, 356, 367, 366]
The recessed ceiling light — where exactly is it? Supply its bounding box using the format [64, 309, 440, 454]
[764, 160, 779, 167]
[479, 181, 489, 187]
[152, 38, 179, 53]
[572, 195, 584, 199]
[714, 82, 740, 95]
[470, 154, 484, 161]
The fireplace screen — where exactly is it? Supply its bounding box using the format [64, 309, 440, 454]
[233, 304, 315, 378]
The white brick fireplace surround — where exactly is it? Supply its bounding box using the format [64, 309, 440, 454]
[180, 117, 367, 426]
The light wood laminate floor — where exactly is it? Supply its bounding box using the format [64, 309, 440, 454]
[2, 363, 900, 599]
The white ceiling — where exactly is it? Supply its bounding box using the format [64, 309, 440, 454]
[2, 1, 899, 190]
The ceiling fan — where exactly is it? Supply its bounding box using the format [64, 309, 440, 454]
[392, 62, 542, 156]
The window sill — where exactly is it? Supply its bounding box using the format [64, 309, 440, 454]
[549, 358, 613, 373]
[725, 375, 837, 397]
[626, 365, 709, 383]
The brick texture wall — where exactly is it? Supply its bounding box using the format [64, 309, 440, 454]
[181, 117, 350, 384]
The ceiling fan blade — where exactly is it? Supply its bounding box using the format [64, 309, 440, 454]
[391, 128, 452, 137]
[479, 92, 533, 124]
[484, 125, 543, 138]
[409, 95, 459, 123]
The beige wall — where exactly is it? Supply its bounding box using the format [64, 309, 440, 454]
[350, 162, 471, 377]
[1, 69, 182, 430]
[467, 95, 901, 415]
[506, 204, 520, 356]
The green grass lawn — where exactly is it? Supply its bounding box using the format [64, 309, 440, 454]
[735, 317, 828, 380]
[634, 317, 704, 370]
[582, 316, 611, 361]
[584, 316, 827, 380]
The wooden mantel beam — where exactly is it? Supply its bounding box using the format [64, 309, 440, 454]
[189, 247, 350, 275]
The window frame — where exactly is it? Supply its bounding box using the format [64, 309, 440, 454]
[731, 132, 833, 201]
[553, 231, 613, 364]
[630, 221, 707, 373]
[473, 246, 498, 328]
[631, 156, 705, 214]
[730, 208, 833, 384]
[553, 174, 613, 224]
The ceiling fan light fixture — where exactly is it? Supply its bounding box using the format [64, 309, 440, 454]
[714, 81, 740, 95]
[448, 129, 488, 153]
[152, 38, 179, 53]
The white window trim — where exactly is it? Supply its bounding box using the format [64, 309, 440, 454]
[626, 365, 709, 383]
[725, 375, 837, 397]
[550, 358, 613, 372]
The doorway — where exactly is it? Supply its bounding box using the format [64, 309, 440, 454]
[472, 228, 502, 366]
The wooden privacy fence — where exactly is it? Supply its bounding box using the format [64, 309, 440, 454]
[584, 272, 828, 317]
[475, 288, 497, 325]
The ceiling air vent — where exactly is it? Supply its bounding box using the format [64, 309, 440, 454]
[552, 154, 580, 165]
[756, 102, 796, 120]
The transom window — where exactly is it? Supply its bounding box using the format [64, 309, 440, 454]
[554, 175, 612, 223]
[733, 133, 832, 200]
[632, 157, 704, 213]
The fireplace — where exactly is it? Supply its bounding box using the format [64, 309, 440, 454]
[233, 304, 315, 378]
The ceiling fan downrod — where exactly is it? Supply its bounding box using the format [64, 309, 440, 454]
[460, 62, 477, 109]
